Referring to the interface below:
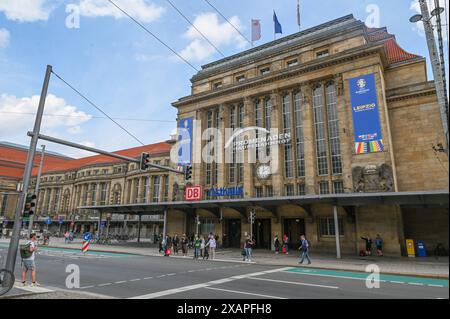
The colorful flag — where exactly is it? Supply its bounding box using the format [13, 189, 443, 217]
[297, 0, 301, 28]
[251, 19, 261, 42]
[273, 11, 282, 34]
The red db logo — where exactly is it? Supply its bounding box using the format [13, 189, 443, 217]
[185, 186, 202, 201]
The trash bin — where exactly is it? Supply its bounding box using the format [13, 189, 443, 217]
[416, 240, 426, 257]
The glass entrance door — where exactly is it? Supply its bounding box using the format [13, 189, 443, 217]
[283, 218, 305, 250]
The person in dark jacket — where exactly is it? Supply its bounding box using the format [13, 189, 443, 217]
[375, 234, 383, 256]
[298, 235, 311, 264]
[273, 235, 280, 255]
[361, 236, 373, 256]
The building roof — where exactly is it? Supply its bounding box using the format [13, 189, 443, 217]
[32, 141, 172, 175]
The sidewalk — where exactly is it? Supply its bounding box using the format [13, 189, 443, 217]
[2, 238, 446, 279]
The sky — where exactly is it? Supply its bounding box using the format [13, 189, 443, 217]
[0, 0, 448, 158]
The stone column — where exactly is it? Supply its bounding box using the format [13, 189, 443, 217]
[302, 85, 316, 194]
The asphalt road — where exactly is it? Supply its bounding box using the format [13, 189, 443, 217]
[0, 244, 448, 299]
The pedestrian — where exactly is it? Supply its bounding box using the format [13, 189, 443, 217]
[375, 234, 383, 256]
[181, 234, 188, 257]
[20, 233, 39, 287]
[244, 236, 254, 262]
[193, 235, 201, 259]
[173, 234, 179, 255]
[298, 235, 311, 265]
[64, 231, 70, 244]
[208, 235, 217, 260]
[361, 236, 373, 256]
[158, 235, 164, 253]
[283, 233, 289, 254]
[203, 238, 210, 260]
[274, 234, 280, 255]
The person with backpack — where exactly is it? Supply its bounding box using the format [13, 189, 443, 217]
[20, 233, 39, 287]
[283, 233, 289, 254]
[244, 236, 254, 262]
[361, 236, 373, 256]
[375, 234, 383, 256]
[181, 234, 188, 257]
[273, 234, 280, 255]
[207, 235, 217, 260]
[298, 234, 311, 265]
[193, 235, 201, 259]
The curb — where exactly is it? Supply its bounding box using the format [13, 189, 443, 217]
[43, 244, 449, 280]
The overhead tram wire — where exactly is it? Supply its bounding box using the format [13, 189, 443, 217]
[106, 0, 199, 72]
[51, 70, 146, 146]
[202, 0, 253, 46]
[165, 0, 225, 58]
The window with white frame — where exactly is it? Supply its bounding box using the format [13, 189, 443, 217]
[319, 218, 344, 236]
[282, 94, 294, 178]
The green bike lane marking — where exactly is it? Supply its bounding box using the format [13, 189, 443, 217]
[284, 267, 449, 287]
[0, 242, 135, 258]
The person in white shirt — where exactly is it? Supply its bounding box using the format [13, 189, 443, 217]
[21, 233, 39, 287]
[207, 236, 217, 260]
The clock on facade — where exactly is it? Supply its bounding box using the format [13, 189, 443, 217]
[256, 164, 271, 180]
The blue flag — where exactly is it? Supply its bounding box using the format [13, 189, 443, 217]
[273, 11, 282, 34]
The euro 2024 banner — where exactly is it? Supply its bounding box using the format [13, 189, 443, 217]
[349, 73, 384, 154]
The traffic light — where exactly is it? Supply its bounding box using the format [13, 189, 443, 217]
[184, 165, 192, 181]
[24, 194, 37, 217]
[249, 211, 256, 224]
[140, 152, 150, 171]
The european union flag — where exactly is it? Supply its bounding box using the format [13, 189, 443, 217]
[273, 11, 282, 34]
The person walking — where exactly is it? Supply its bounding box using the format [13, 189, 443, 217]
[208, 235, 217, 260]
[181, 234, 188, 257]
[193, 235, 201, 259]
[298, 235, 311, 265]
[375, 234, 383, 256]
[173, 234, 179, 255]
[203, 237, 210, 260]
[274, 234, 280, 255]
[20, 233, 39, 287]
[283, 233, 289, 254]
[244, 236, 254, 262]
[200, 236, 206, 258]
[361, 236, 373, 256]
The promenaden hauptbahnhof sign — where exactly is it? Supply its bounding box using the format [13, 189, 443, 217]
[349, 73, 384, 154]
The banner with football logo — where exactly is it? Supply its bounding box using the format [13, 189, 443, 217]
[349, 73, 384, 154]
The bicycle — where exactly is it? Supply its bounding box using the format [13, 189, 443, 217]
[0, 254, 15, 296]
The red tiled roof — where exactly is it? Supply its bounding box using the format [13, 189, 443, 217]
[366, 26, 421, 65]
[32, 142, 172, 175]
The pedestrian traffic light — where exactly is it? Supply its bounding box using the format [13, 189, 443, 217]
[24, 194, 37, 217]
[184, 165, 192, 181]
[140, 152, 150, 171]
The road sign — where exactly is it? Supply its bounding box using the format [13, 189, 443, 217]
[100, 221, 106, 229]
[82, 240, 90, 253]
[83, 232, 92, 241]
[44, 218, 52, 225]
[184, 185, 202, 201]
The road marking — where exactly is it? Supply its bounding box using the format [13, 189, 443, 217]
[114, 281, 127, 284]
[428, 284, 444, 288]
[98, 283, 112, 287]
[14, 283, 54, 293]
[204, 287, 286, 299]
[157, 275, 166, 278]
[389, 281, 405, 284]
[129, 279, 141, 282]
[248, 277, 339, 289]
[129, 267, 291, 299]
[187, 270, 195, 273]
[408, 282, 424, 286]
[143, 277, 153, 280]
[80, 285, 95, 289]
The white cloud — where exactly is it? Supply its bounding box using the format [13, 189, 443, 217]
[410, 0, 449, 42]
[67, 125, 83, 134]
[179, 12, 248, 62]
[0, 28, 10, 48]
[0, 93, 92, 136]
[78, 0, 165, 23]
[0, 0, 53, 22]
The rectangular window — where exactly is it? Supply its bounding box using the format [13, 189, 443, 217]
[255, 100, 263, 161]
[333, 181, 344, 194]
[285, 184, 295, 196]
[326, 83, 342, 175]
[213, 81, 223, 89]
[134, 179, 140, 203]
[152, 176, 160, 202]
[100, 183, 108, 205]
[260, 67, 270, 75]
[229, 105, 236, 184]
[238, 103, 244, 183]
[287, 59, 298, 67]
[282, 94, 293, 178]
[264, 98, 272, 157]
[0, 195, 7, 216]
[205, 110, 214, 186]
[144, 176, 151, 203]
[319, 218, 344, 236]
[319, 182, 330, 195]
[255, 187, 263, 198]
[163, 176, 169, 201]
[297, 184, 306, 196]
[294, 91, 305, 177]
[266, 186, 274, 197]
[90, 184, 96, 206]
[313, 86, 328, 175]
[316, 50, 329, 58]
[236, 75, 246, 82]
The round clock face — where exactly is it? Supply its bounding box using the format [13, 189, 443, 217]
[256, 164, 271, 180]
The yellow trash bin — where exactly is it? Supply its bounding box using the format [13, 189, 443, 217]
[406, 239, 415, 257]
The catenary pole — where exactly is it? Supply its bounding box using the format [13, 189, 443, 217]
[5, 65, 52, 273]
[333, 205, 341, 259]
[28, 145, 45, 235]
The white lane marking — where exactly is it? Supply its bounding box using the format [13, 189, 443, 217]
[248, 277, 339, 289]
[167, 273, 176, 276]
[187, 270, 195, 273]
[79, 285, 95, 289]
[389, 281, 405, 284]
[114, 281, 127, 284]
[408, 282, 424, 286]
[98, 283, 112, 287]
[428, 284, 444, 288]
[204, 287, 286, 299]
[143, 277, 153, 280]
[129, 279, 141, 282]
[157, 275, 166, 278]
[129, 267, 291, 299]
[284, 271, 387, 283]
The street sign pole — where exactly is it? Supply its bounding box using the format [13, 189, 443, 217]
[5, 65, 52, 273]
[28, 145, 45, 235]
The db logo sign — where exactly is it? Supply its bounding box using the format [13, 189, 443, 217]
[185, 186, 202, 201]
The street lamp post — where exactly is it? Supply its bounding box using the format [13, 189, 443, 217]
[410, 0, 449, 151]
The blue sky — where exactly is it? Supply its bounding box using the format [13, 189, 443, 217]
[0, 0, 448, 158]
